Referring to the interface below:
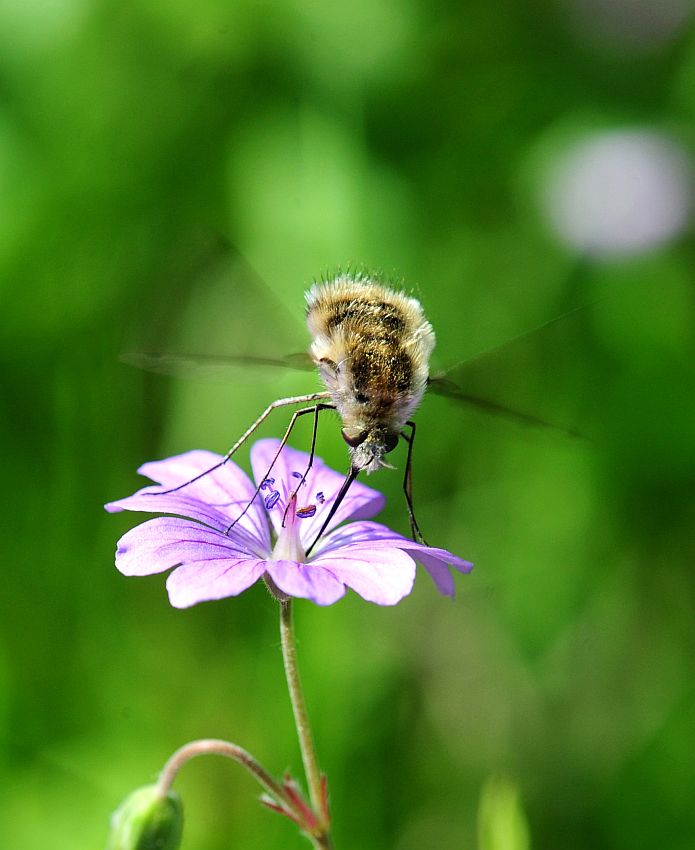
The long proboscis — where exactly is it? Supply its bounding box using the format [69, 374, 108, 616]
[305, 466, 360, 558]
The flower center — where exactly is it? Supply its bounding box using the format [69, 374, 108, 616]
[270, 493, 307, 563]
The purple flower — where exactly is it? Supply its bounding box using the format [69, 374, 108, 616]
[105, 440, 472, 608]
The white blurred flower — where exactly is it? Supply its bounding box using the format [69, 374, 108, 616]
[542, 130, 693, 258]
[567, 0, 692, 55]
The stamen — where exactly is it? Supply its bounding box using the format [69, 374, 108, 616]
[271, 493, 306, 563]
[260, 477, 275, 491]
[291, 471, 302, 478]
[264, 490, 280, 510]
[315, 491, 325, 504]
[296, 504, 317, 519]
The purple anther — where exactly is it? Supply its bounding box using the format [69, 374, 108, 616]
[291, 471, 303, 479]
[315, 491, 325, 504]
[260, 477, 275, 491]
[296, 504, 317, 519]
[264, 490, 280, 510]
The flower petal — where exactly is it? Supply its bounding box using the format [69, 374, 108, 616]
[312, 520, 408, 554]
[312, 545, 416, 605]
[107, 490, 233, 532]
[409, 551, 456, 597]
[137, 450, 255, 501]
[107, 442, 473, 609]
[250, 439, 386, 543]
[114, 517, 264, 576]
[106, 450, 269, 550]
[166, 559, 266, 608]
[316, 520, 473, 598]
[265, 559, 347, 606]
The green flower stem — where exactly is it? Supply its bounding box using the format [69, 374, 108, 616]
[156, 738, 296, 816]
[280, 599, 330, 841]
[313, 831, 333, 849]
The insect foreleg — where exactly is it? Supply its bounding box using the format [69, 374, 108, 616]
[401, 421, 428, 545]
[228, 401, 335, 533]
[153, 392, 331, 496]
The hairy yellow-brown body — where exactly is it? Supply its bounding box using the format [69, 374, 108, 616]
[306, 275, 435, 472]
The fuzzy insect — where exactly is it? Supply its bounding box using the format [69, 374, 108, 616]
[132, 267, 588, 554]
[306, 276, 435, 473]
[147, 274, 437, 552]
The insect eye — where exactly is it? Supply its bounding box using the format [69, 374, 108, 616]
[383, 432, 399, 454]
[342, 429, 368, 448]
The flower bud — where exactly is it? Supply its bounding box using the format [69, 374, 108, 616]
[106, 784, 183, 850]
[477, 775, 529, 850]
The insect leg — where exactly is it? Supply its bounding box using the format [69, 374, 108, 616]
[153, 392, 332, 496]
[228, 402, 335, 533]
[400, 421, 428, 545]
[280, 401, 332, 527]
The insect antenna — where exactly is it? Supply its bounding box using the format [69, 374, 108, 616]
[305, 466, 361, 558]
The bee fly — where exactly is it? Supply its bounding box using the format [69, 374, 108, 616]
[307, 277, 434, 470]
[156, 273, 437, 555]
[303, 277, 436, 548]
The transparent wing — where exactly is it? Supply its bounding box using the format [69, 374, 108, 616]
[427, 274, 678, 441]
[124, 245, 689, 447]
[120, 351, 314, 381]
[121, 234, 313, 383]
[427, 375, 585, 438]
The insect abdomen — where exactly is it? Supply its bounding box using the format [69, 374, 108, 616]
[306, 275, 435, 426]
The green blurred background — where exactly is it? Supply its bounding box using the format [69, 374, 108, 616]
[2, 1, 695, 848]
